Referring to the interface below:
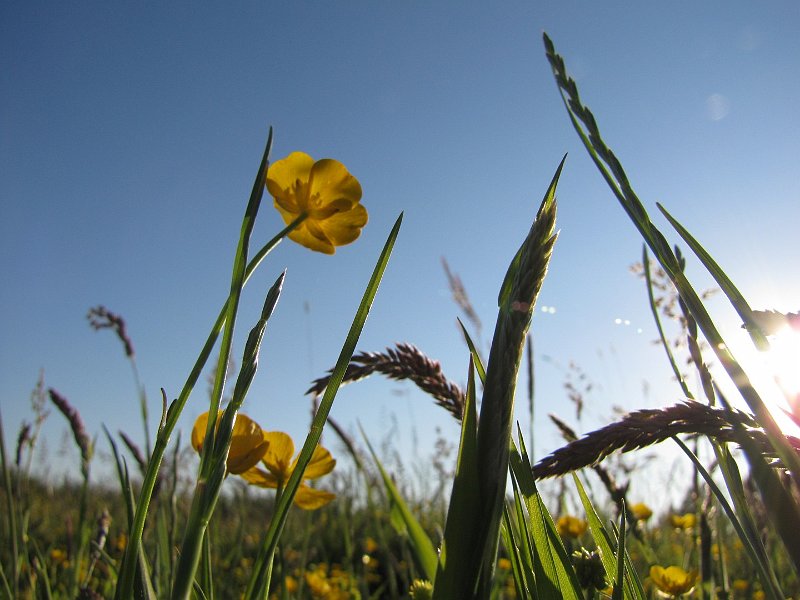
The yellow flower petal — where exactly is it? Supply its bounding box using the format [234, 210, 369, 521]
[227, 415, 270, 474]
[191, 411, 213, 452]
[291, 444, 336, 480]
[308, 159, 362, 215]
[262, 431, 295, 481]
[294, 485, 336, 510]
[240, 465, 279, 488]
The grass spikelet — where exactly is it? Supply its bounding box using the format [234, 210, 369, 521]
[48, 388, 92, 477]
[535, 401, 800, 479]
[307, 342, 465, 420]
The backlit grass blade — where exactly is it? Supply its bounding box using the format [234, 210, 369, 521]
[245, 213, 403, 599]
[362, 425, 438, 582]
[433, 359, 480, 596]
[573, 473, 645, 600]
[657, 203, 770, 350]
[642, 246, 692, 398]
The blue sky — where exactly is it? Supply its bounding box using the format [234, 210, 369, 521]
[2, 2, 799, 508]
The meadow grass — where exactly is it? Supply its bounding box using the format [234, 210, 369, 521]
[2, 34, 800, 599]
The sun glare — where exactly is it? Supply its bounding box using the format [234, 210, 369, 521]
[764, 325, 800, 412]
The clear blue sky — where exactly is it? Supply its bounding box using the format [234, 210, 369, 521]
[2, 2, 799, 508]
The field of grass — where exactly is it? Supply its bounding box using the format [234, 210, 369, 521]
[2, 33, 799, 600]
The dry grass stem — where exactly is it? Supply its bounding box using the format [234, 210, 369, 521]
[307, 342, 465, 420]
[535, 401, 800, 479]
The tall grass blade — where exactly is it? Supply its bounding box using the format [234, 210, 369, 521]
[657, 204, 770, 350]
[433, 360, 480, 596]
[245, 213, 403, 599]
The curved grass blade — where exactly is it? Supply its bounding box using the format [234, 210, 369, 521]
[657, 203, 770, 351]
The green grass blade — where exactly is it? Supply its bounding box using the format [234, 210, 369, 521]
[433, 360, 480, 596]
[245, 213, 403, 599]
[458, 318, 487, 384]
[362, 426, 438, 582]
[642, 246, 693, 399]
[572, 474, 645, 600]
[657, 203, 770, 350]
[611, 502, 626, 600]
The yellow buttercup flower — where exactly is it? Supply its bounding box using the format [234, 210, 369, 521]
[241, 431, 336, 510]
[630, 502, 653, 521]
[649, 565, 698, 598]
[267, 151, 367, 254]
[191, 411, 270, 475]
[556, 515, 588, 539]
[670, 513, 696, 530]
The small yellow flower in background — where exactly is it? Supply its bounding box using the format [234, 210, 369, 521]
[191, 411, 270, 475]
[670, 513, 696, 530]
[732, 579, 749, 592]
[752, 591, 765, 600]
[497, 557, 512, 571]
[556, 515, 588, 538]
[241, 431, 336, 510]
[267, 151, 367, 254]
[363, 536, 379, 554]
[649, 565, 698, 598]
[630, 502, 653, 521]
